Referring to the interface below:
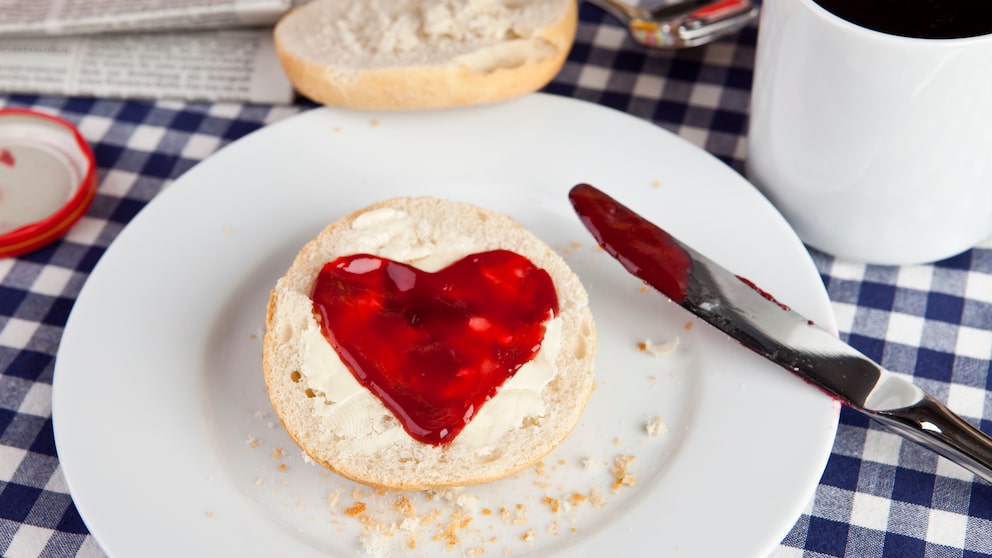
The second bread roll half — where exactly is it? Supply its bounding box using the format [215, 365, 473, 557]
[273, 0, 578, 110]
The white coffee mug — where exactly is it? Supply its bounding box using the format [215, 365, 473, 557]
[746, 0, 992, 265]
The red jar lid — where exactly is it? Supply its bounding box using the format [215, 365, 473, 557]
[0, 108, 97, 258]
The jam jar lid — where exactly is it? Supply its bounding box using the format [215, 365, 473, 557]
[0, 108, 97, 258]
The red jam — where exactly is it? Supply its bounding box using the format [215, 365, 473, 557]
[569, 183, 691, 302]
[736, 275, 791, 312]
[311, 250, 559, 446]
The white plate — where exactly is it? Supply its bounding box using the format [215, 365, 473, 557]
[53, 94, 839, 558]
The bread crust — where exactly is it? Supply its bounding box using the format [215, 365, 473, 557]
[273, 0, 578, 110]
[262, 197, 596, 490]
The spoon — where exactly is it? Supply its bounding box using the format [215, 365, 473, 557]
[586, 0, 759, 48]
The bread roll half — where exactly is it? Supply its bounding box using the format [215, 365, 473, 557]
[263, 197, 596, 490]
[273, 0, 578, 110]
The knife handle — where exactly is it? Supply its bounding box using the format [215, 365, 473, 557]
[870, 394, 992, 483]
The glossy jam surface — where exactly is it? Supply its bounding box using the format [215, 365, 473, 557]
[311, 250, 559, 446]
[569, 183, 691, 302]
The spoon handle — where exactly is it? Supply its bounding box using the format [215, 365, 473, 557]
[586, 0, 759, 49]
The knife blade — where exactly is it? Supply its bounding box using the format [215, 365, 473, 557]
[569, 183, 992, 483]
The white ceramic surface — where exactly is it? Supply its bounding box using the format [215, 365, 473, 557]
[53, 94, 838, 558]
[747, 0, 992, 265]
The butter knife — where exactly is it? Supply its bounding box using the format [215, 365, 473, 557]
[569, 183, 992, 483]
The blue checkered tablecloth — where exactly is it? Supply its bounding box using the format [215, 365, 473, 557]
[2, 4, 991, 557]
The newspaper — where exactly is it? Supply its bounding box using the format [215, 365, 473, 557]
[0, 0, 291, 36]
[0, 0, 312, 104]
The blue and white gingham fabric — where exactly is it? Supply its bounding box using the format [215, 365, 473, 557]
[1, 4, 990, 557]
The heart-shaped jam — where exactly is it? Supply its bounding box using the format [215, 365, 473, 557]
[311, 250, 559, 446]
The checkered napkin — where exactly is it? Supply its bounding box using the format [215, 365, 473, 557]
[775, 249, 992, 558]
[1, 4, 991, 558]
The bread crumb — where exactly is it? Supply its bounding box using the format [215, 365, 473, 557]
[521, 528, 535, 543]
[206, 511, 215, 518]
[277, 463, 288, 472]
[245, 436, 261, 448]
[638, 337, 679, 357]
[684, 320, 694, 330]
[581, 457, 597, 470]
[652, 180, 661, 188]
[328, 491, 340, 510]
[433, 509, 472, 548]
[589, 489, 606, 509]
[456, 493, 479, 514]
[499, 505, 528, 526]
[369, 119, 379, 127]
[568, 492, 588, 507]
[399, 516, 419, 533]
[542, 496, 561, 514]
[610, 455, 637, 493]
[394, 495, 417, 517]
[570, 241, 581, 249]
[421, 507, 443, 525]
[645, 416, 669, 437]
[271, 447, 284, 459]
[358, 526, 390, 557]
[345, 502, 367, 517]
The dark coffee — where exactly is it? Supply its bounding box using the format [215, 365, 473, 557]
[812, 0, 992, 39]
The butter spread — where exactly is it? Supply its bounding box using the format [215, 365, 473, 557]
[295, 207, 561, 452]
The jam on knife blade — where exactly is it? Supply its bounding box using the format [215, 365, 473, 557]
[568, 183, 691, 302]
